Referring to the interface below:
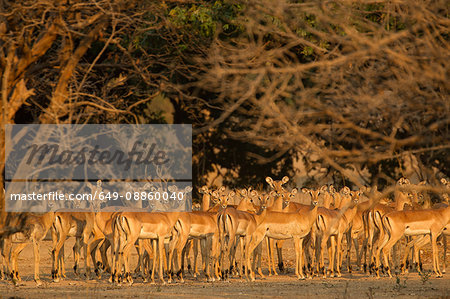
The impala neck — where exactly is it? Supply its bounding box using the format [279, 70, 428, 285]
[343, 202, 358, 222]
[269, 194, 284, 211]
[207, 201, 221, 213]
[42, 211, 55, 230]
[202, 193, 211, 212]
[394, 191, 409, 210]
[322, 191, 334, 209]
[237, 197, 256, 212]
[254, 207, 268, 225]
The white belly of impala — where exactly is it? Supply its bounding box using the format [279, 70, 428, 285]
[404, 227, 430, 236]
[139, 229, 158, 239]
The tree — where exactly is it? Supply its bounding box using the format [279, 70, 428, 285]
[191, 0, 449, 188]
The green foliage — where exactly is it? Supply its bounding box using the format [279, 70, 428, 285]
[168, 1, 240, 38]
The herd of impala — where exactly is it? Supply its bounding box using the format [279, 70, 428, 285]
[0, 176, 449, 286]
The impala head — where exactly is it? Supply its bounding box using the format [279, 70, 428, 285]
[320, 185, 334, 206]
[282, 188, 298, 209]
[266, 176, 289, 194]
[329, 185, 336, 195]
[211, 190, 220, 205]
[199, 186, 210, 194]
[257, 192, 271, 213]
[340, 186, 351, 196]
[440, 178, 450, 203]
[218, 190, 235, 209]
[237, 188, 259, 212]
[302, 188, 320, 206]
[168, 185, 178, 193]
[397, 177, 410, 186]
[349, 190, 361, 205]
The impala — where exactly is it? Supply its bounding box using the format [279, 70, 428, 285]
[4, 211, 55, 286]
[246, 188, 320, 281]
[365, 180, 411, 274]
[264, 176, 292, 274]
[51, 209, 96, 281]
[376, 205, 450, 278]
[313, 190, 361, 278]
[111, 211, 190, 284]
[217, 189, 267, 280]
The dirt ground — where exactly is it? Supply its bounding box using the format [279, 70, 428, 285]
[1, 239, 449, 299]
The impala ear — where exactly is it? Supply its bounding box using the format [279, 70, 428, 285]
[266, 177, 274, 187]
[320, 185, 328, 192]
[291, 188, 298, 195]
[250, 190, 258, 197]
[212, 191, 219, 198]
[220, 186, 226, 192]
[359, 186, 367, 193]
[240, 189, 247, 196]
[329, 185, 335, 193]
[342, 186, 350, 195]
[282, 176, 289, 184]
[269, 190, 276, 197]
[229, 191, 235, 197]
[184, 186, 193, 193]
[301, 188, 309, 194]
[441, 178, 447, 185]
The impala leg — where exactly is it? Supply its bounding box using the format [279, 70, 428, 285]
[379, 229, 402, 278]
[73, 237, 81, 276]
[246, 230, 265, 282]
[193, 238, 200, 277]
[211, 232, 220, 281]
[276, 240, 284, 273]
[346, 229, 358, 277]
[1, 238, 12, 280]
[121, 234, 137, 285]
[32, 238, 42, 286]
[238, 236, 244, 278]
[354, 237, 361, 271]
[199, 238, 207, 278]
[361, 233, 368, 273]
[265, 237, 273, 276]
[320, 234, 329, 278]
[367, 217, 377, 273]
[83, 231, 93, 279]
[180, 241, 188, 277]
[298, 238, 306, 279]
[140, 241, 152, 282]
[293, 237, 301, 279]
[203, 237, 212, 281]
[10, 242, 28, 285]
[336, 234, 344, 277]
[91, 238, 105, 278]
[158, 237, 166, 284]
[329, 237, 336, 278]
[431, 233, 442, 277]
[53, 232, 68, 282]
[443, 234, 447, 274]
[99, 240, 110, 273]
[255, 242, 265, 279]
